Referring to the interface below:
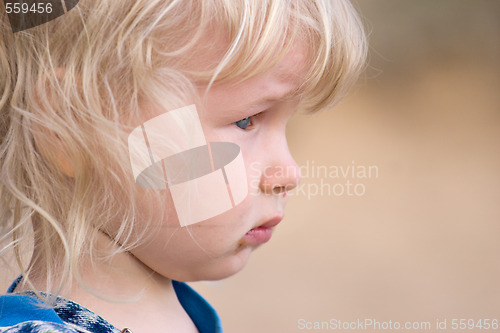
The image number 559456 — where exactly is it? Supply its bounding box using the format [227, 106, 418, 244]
[4, 2, 53, 14]
[2, 0, 79, 33]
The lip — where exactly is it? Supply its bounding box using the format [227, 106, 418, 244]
[243, 214, 284, 245]
[258, 215, 283, 229]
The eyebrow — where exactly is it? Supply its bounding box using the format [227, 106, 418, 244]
[236, 86, 302, 114]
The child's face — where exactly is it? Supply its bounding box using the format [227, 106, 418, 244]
[127, 42, 307, 281]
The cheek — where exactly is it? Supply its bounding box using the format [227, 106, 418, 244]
[128, 201, 255, 279]
[241, 144, 264, 194]
[126, 149, 262, 279]
[135, 183, 255, 255]
[127, 136, 261, 238]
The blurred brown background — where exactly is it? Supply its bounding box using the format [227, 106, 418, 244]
[192, 0, 500, 332]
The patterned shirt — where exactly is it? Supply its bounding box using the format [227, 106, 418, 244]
[0, 277, 222, 333]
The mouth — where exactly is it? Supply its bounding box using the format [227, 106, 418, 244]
[243, 214, 284, 245]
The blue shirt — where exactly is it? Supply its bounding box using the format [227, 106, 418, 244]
[0, 277, 222, 333]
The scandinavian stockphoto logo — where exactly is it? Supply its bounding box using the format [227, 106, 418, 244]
[3, 0, 79, 33]
[127, 105, 248, 227]
[248, 160, 379, 199]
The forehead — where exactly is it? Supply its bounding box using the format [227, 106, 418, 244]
[271, 41, 310, 87]
[198, 40, 310, 114]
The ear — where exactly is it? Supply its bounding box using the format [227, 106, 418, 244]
[32, 68, 75, 178]
[33, 128, 75, 178]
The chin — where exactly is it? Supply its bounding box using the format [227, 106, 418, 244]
[183, 246, 254, 282]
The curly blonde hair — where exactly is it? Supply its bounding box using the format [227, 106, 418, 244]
[0, 0, 367, 293]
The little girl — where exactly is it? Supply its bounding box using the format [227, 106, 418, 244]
[0, 0, 366, 332]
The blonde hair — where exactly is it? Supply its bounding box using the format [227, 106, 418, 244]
[0, 0, 367, 293]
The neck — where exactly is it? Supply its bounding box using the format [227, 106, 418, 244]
[21, 232, 198, 333]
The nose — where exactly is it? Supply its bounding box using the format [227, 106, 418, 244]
[259, 145, 302, 195]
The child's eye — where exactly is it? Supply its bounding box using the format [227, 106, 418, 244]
[234, 117, 252, 130]
[234, 112, 263, 130]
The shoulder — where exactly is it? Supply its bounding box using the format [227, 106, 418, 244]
[0, 320, 77, 333]
[0, 294, 78, 333]
[1, 292, 119, 333]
